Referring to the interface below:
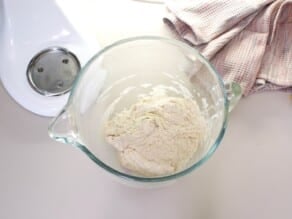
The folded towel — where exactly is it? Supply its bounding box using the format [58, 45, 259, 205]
[164, 0, 292, 95]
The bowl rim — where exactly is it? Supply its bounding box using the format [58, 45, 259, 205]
[67, 36, 229, 183]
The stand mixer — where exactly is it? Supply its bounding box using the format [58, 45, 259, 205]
[0, 0, 100, 116]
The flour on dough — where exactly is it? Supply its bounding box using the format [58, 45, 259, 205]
[105, 95, 207, 177]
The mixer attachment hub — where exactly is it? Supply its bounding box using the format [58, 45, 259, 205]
[27, 47, 81, 96]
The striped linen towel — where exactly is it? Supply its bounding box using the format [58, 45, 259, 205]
[163, 0, 292, 95]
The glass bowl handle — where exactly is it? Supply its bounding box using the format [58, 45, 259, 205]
[224, 82, 242, 112]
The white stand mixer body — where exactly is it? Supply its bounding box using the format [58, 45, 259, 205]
[0, 0, 100, 116]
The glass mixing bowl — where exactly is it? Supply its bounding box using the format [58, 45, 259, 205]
[49, 36, 241, 187]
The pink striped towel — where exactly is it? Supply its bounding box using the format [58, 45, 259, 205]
[164, 0, 292, 95]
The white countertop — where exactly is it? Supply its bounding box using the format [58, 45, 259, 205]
[1, 1, 292, 218]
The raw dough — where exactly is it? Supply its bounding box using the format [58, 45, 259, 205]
[105, 95, 207, 177]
